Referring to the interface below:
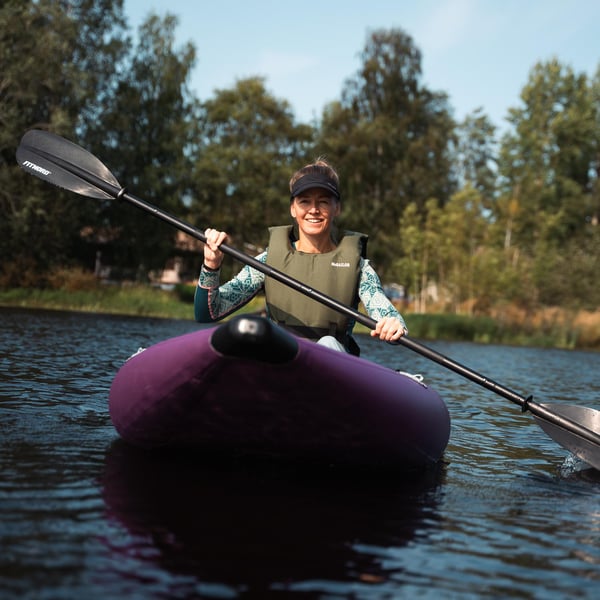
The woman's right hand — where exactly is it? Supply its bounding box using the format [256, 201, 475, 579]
[203, 228, 229, 270]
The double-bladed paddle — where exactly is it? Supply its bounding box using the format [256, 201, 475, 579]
[16, 129, 600, 470]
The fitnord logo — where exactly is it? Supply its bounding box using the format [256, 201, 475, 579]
[22, 160, 51, 176]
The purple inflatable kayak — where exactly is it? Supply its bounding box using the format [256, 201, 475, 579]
[109, 315, 450, 469]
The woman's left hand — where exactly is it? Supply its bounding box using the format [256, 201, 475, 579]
[371, 316, 407, 342]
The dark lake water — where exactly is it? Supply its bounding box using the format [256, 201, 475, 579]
[1, 306, 599, 599]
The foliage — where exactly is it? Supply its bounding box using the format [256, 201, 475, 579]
[317, 29, 456, 271]
[406, 313, 500, 344]
[494, 59, 600, 310]
[173, 283, 196, 304]
[85, 12, 199, 273]
[0, 0, 129, 284]
[190, 77, 314, 253]
[497, 60, 598, 248]
[0, 285, 266, 321]
[45, 266, 101, 291]
[454, 108, 498, 201]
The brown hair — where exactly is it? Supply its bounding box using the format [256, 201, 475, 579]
[289, 157, 339, 192]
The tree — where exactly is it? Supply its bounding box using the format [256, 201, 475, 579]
[0, 0, 128, 285]
[455, 108, 498, 202]
[317, 28, 456, 276]
[191, 77, 314, 258]
[88, 12, 199, 275]
[395, 198, 444, 312]
[438, 187, 490, 312]
[589, 64, 600, 226]
[498, 59, 597, 248]
[496, 59, 600, 309]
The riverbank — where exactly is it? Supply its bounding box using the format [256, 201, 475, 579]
[1, 285, 598, 350]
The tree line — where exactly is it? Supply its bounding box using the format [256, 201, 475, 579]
[1, 0, 599, 313]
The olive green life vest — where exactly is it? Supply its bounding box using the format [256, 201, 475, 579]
[264, 225, 367, 349]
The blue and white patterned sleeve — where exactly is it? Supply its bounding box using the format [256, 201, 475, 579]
[358, 258, 408, 331]
[194, 252, 267, 322]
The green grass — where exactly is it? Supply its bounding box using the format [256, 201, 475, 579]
[0, 285, 265, 321]
[402, 312, 590, 349]
[404, 313, 500, 344]
[1, 285, 597, 349]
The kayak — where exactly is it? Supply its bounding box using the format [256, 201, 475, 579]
[18, 130, 600, 472]
[108, 315, 451, 469]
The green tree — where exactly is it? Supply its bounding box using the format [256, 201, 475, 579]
[0, 0, 128, 285]
[532, 238, 594, 308]
[498, 59, 597, 248]
[89, 12, 199, 276]
[317, 28, 456, 276]
[438, 186, 490, 313]
[589, 64, 600, 226]
[455, 108, 498, 202]
[497, 59, 600, 308]
[395, 198, 445, 312]
[191, 77, 314, 258]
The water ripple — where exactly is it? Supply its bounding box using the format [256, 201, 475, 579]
[1, 308, 600, 599]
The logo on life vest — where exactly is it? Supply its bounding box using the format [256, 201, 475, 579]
[331, 261, 350, 267]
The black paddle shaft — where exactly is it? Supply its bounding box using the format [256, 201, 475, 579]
[16, 129, 600, 451]
[16, 139, 560, 411]
[112, 192, 600, 445]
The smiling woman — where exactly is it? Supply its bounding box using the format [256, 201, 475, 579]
[195, 158, 408, 355]
[288, 162, 341, 253]
[290, 190, 340, 252]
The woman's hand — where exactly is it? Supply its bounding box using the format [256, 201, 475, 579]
[203, 228, 229, 270]
[371, 316, 407, 342]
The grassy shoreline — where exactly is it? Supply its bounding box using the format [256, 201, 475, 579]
[1, 285, 598, 351]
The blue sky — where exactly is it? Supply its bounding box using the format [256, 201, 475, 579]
[124, 0, 600, 133]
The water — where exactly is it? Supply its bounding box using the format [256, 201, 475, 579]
[1, 307, 599, 599]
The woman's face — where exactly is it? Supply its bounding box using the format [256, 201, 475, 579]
[290, 188, 340, 238]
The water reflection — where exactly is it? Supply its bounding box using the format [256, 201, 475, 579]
[100, 440, 446, 596]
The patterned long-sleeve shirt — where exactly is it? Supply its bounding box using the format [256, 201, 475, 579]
[194, 251, 407, 334]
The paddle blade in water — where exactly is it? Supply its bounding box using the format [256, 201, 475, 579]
[533, 404, 600, 470]
[16, 130, 121, 200]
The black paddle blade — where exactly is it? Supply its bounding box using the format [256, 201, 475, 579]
[16, 130, 121, 200]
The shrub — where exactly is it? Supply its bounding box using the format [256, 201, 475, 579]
[46, 267, 100, 291]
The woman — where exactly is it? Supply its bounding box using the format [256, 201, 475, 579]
[194, 159, 407, 354]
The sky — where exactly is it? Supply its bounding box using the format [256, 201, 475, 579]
[124, 0, 600, 133]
